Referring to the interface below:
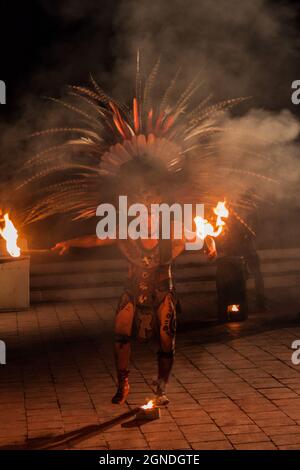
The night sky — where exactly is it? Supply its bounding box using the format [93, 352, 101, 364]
[1, 0, 118, 120]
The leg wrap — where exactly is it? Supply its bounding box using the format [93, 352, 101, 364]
[157, 350, 174, 383]
[117, 368, 130, 380]
[115, 333, 132, 345]
[112, 369, 130, 404]
[157, 350, 175, 359]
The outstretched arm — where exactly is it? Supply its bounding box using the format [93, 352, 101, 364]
[52, 235, 115, 255]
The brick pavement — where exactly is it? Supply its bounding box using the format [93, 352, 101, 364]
[1, 300, 300, 450]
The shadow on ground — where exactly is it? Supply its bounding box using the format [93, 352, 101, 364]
[0, 408, 143, 450]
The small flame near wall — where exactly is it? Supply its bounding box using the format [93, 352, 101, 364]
[227, 304, 240, 313]
[0, 213, 21, 258]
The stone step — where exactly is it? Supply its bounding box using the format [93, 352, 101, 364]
[31, 284, 124, 303]
[30, 273, 300, 303]
[30, 257, 127, 275]
[29, 248, 300, 303]
[30, 248, 300, 275]
[31, 271, 127, 289]
[30, 259, 300, 290]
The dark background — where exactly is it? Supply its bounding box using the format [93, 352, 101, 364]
[1, 0, 300, 119]
[0, 0, 118, 120]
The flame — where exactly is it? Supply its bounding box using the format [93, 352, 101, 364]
[194, 201, 229, 240]
[228, 304, 240, 312]
[213, 201, 229, 227]
[142, 399, 154, 410]
[0, 213, 21, 257]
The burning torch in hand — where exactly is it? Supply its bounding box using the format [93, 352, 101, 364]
[194, 200, 229, 259]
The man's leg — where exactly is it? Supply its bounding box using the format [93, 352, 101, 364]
[155, 292, 176, 405]
[112, 292, 135, 404]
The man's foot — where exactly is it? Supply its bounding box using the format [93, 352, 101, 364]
[112, 370, 130, 404]
[153, 379, 170, 406]
[154, 393, 170, 406]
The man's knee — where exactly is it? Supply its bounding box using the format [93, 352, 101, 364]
[159, 298, 177, 338]
[114, 295, 135, 334]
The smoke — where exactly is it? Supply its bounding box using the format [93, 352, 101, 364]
[3, 0, 299, 120]
[112, 0, 299, 105]
[1, 0, 300, 246]
[109, 0, 300, 246]
[218, 109, 300, 201]
[19, 0, 299, 107]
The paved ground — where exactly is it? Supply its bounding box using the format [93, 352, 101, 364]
[1, 300, 300, 450]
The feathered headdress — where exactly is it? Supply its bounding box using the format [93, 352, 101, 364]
[15, 54, 276, 231]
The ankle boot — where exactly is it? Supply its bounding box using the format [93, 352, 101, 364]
[154, 351, 174, 406]
[112, 369, 130, 404]
[154, 378, 170, 406]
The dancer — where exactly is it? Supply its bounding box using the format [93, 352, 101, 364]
[16, 56, 274, 404]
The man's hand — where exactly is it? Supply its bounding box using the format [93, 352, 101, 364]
[51, 241, 70, 256]
[205, 236, 217, 259]
[207, 246, 217, 259]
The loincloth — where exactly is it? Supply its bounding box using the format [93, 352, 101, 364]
[116, 266, 177, 342]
